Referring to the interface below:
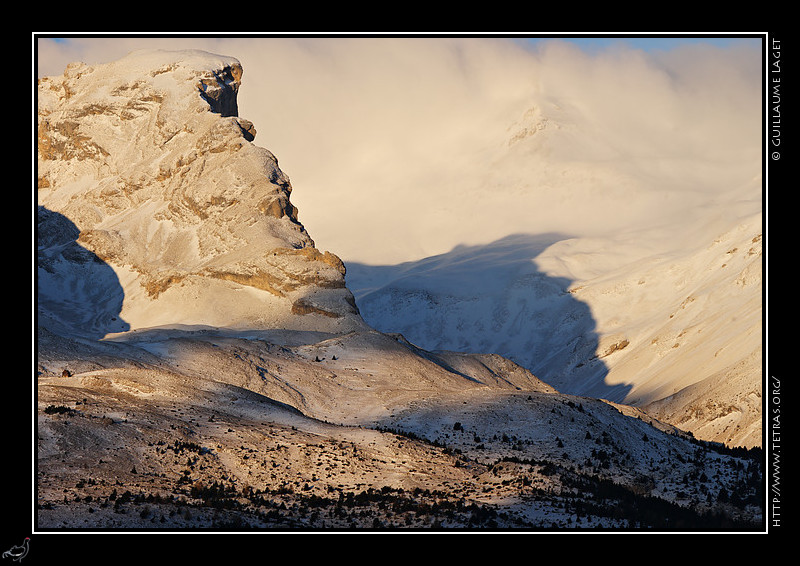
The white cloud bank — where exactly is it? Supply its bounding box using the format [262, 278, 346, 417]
[36, 35, 762, 265]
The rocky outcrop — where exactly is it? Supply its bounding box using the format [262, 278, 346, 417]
[37, 49, 365, 337]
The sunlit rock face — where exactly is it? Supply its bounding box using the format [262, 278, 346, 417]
[37, 49, 365, 337]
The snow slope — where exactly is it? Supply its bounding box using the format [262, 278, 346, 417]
[350, 195, 762, 448]
[331, 39, 764, 448]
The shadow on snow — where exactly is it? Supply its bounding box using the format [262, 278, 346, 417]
[345, 233, 630, 402]
[36, 206, 130, 340]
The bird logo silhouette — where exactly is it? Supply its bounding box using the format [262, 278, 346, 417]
[2, 538, 29, 562]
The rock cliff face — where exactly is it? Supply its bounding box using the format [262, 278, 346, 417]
[37, 49, 364, 338]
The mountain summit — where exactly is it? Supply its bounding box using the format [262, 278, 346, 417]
[37, 49, 364, 339]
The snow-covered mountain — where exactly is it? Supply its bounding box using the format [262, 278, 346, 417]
[37, 49, 365, 339]
[341, 41, 763, 449]
[349, 207, 762, 449]
[35, 48, 763, 531]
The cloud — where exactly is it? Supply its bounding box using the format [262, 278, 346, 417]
[36, 36, 762, 264]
